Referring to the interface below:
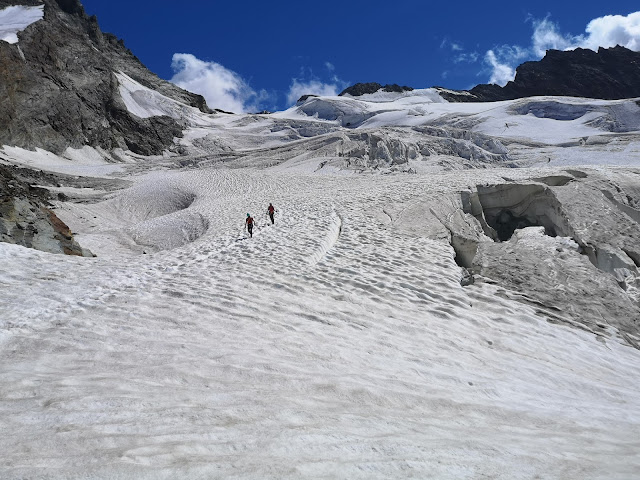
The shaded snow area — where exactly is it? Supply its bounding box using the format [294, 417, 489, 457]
[0, 4, 44, 44]
[2, 165, 640, 479]
[115, 72, 213, 126]
[0, 145, 125, 176]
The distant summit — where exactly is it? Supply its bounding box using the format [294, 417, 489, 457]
[439, 46, 640, 102]
[326, 47, 640, 103]
[339, 83, 414, 97]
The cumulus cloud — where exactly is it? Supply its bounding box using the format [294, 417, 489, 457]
[170, 53, 266, 113]
[531, 17, 576, 56]
[286, 79, 342, 106]
[485, 50, 517, 86]
[483, 44, 529, 84]
[484, 11, 640, 85]
[581, 12, 640, 51]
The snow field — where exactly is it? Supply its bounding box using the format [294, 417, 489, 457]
[278, 92, 640, 148]
[115, 72, 218, 127]
[0, 145, 124, 176]
[2, 167, 640, 479]
[0, 5, 44, 44]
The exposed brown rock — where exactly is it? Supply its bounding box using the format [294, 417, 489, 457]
[0, 164, 93, 256]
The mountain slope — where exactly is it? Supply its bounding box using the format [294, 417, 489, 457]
[0, 0, 210, 155]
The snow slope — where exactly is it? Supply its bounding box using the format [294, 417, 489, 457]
[0, 4, 44, 44]
[116, 72, 215, 126]
[2, 88, 640, 478]
[276, 90, 640, 145]
[2, 165, 640, 479]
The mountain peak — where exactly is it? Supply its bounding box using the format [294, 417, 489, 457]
[339, 83, 414, 97]
[53, 0, 84, 16]
[470, 45, 640, 102]
[0, 0, 211, 155]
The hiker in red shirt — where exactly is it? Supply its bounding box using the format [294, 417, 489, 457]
[245, 213, 255, 237]
[267, 203, 277, 224]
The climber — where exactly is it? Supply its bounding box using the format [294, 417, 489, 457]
[267, 203, 277, 225]
[245, 213, 255, 237]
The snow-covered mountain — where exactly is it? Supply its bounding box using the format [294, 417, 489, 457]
[1, 1, 640, 478]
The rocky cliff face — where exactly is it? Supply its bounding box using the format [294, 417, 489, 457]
[0, 163, 93, 256]
[440, 46, 640, 102]
[0, 0, 211, 156]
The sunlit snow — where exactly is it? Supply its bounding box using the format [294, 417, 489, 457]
[2, 88, 640, 478]
[0, 5, 44, 44]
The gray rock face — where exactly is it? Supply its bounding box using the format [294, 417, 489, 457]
[0, 0, 211, 155]
[0, 164, 93, 256]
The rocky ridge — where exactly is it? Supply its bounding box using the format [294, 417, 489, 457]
[438, 46, 640, 102]
[339, 47, 640, 102]
[339, 83, 414, 97]
[0, 0, 211, 156]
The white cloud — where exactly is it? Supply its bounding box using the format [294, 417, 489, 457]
[453, 52, 480, 64]
[483, 11, 640, 85]
[325, 62, 335, 72]
[170, 53, 264, 113]
[485, 50, 517, 86]
[286, 79, 342, 106]
[441, 38, 464, 52]
[581, 12, 640, 51]
[531, 17, 576, 56]
[483, 44, 530, 85]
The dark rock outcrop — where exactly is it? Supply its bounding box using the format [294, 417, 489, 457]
[440, 46, 640, 102]
[0, 164, 93, 256]
[297, 94, 319, 104]
[339, 83, 414, 97]
[0, 0, 211, 156]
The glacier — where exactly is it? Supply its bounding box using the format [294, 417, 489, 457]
[1, 86, 640, 479]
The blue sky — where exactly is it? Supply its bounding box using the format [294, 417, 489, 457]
[81, 0, 640, 112]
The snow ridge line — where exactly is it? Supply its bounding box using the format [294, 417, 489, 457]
[308, 209, 343, 267]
